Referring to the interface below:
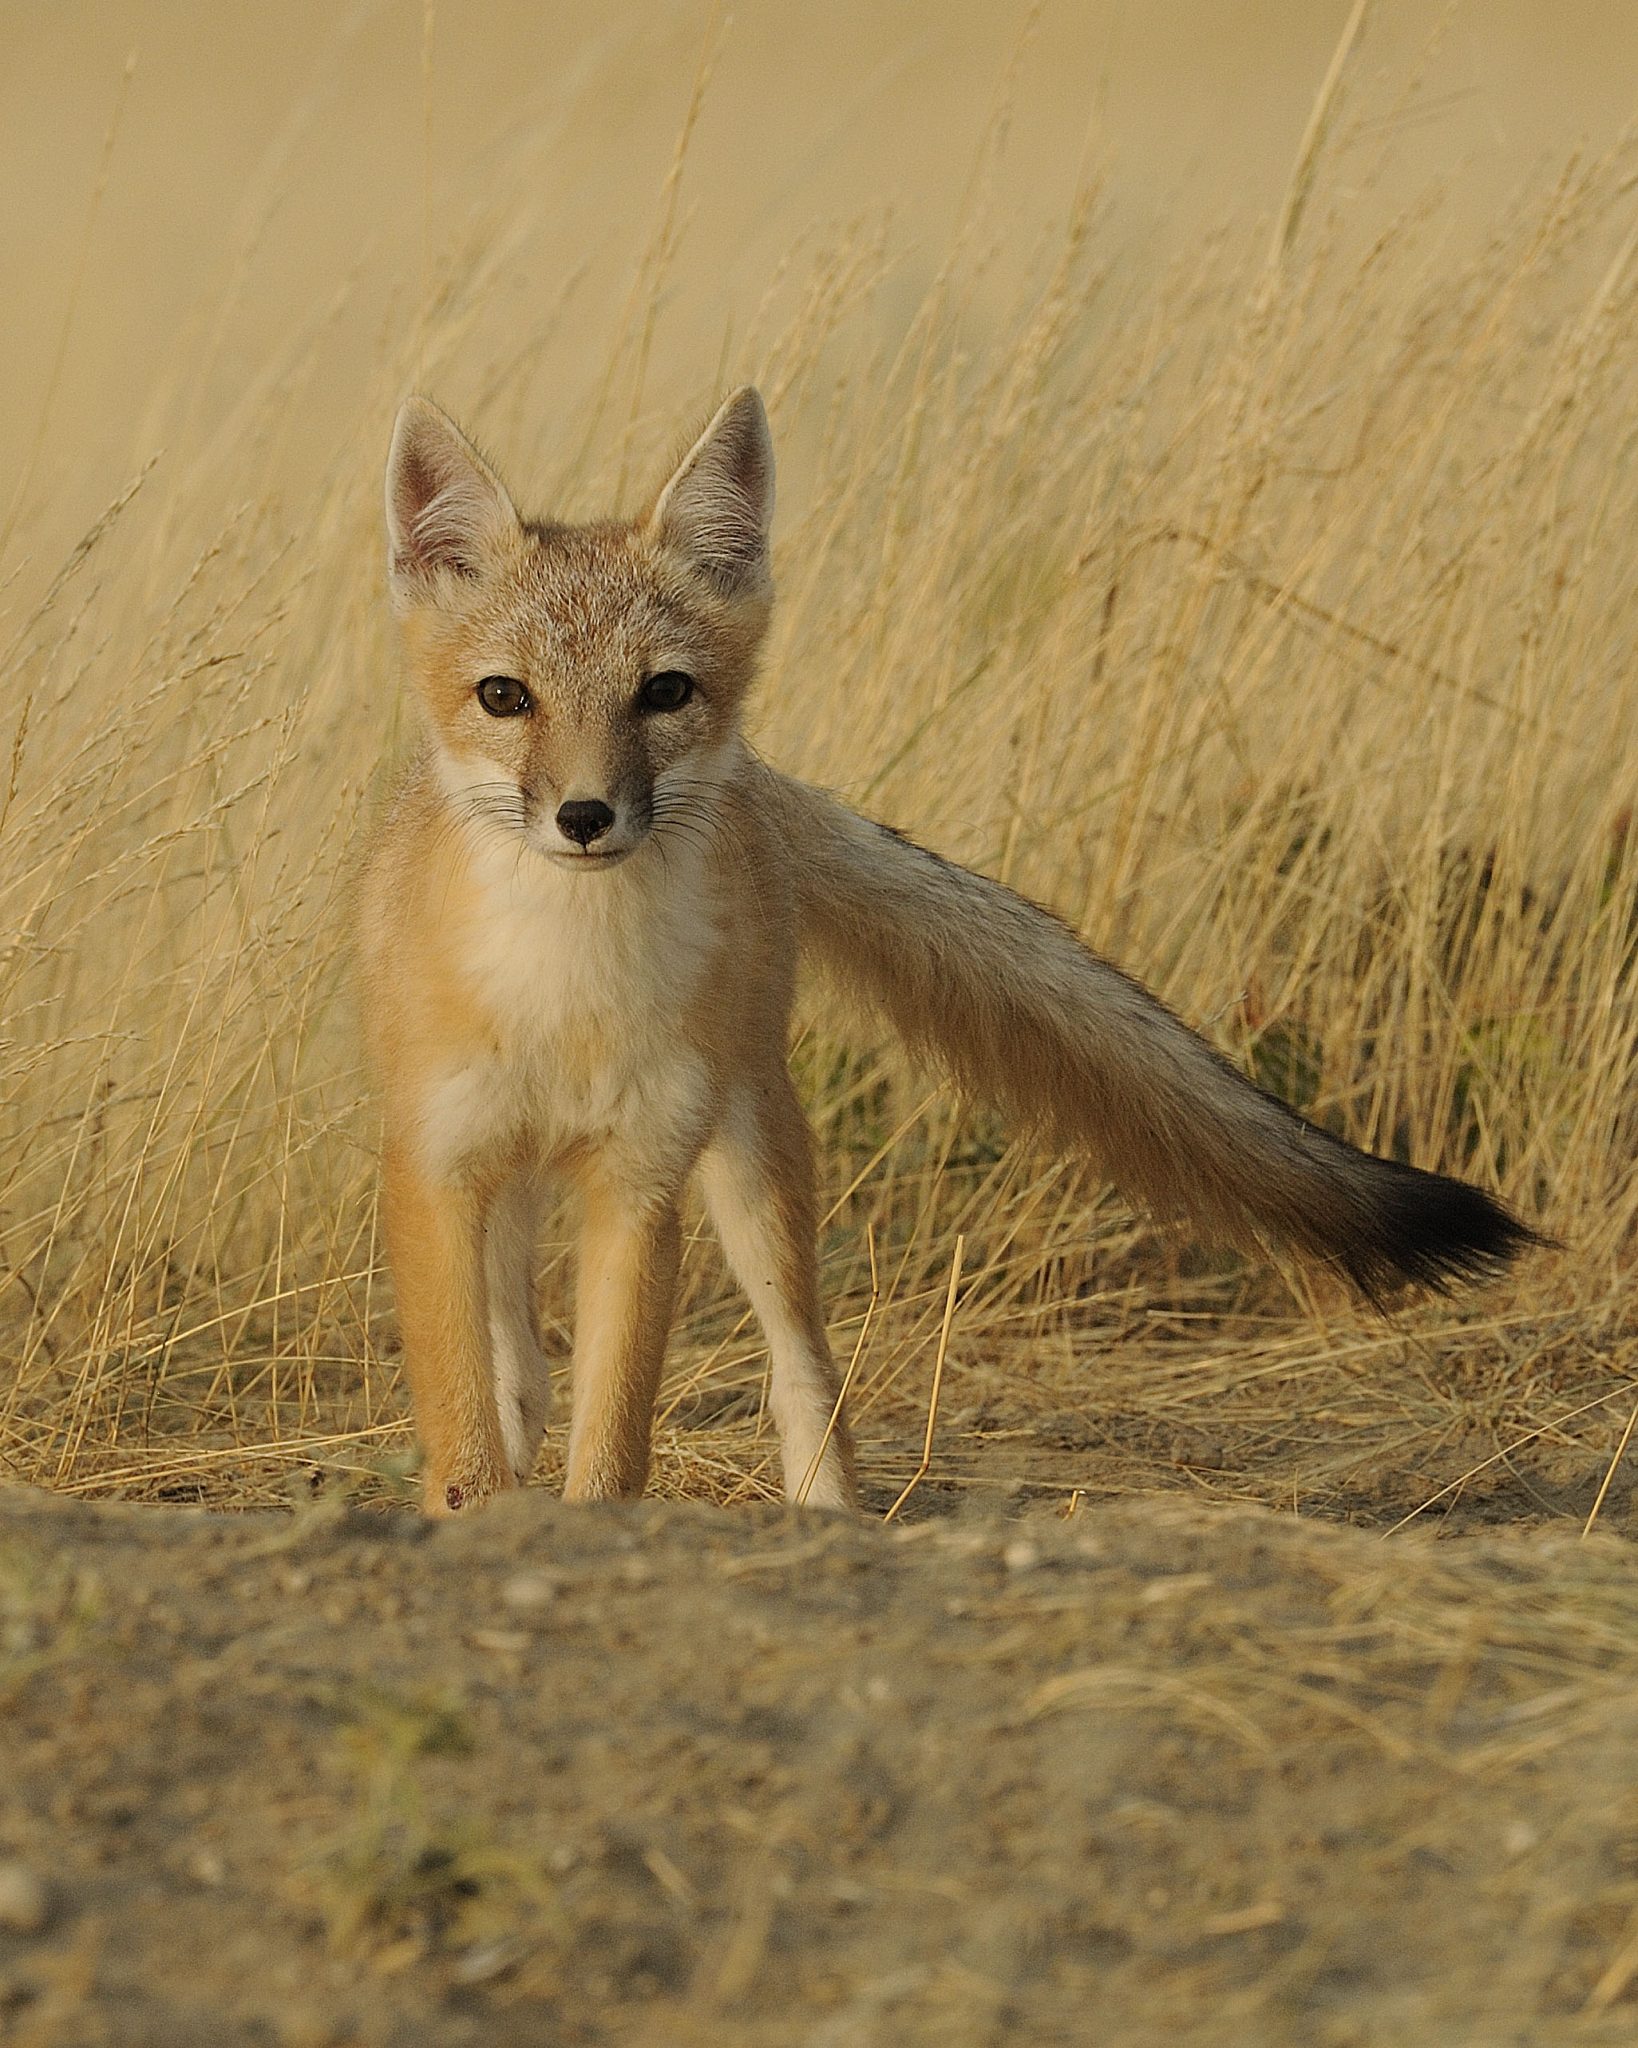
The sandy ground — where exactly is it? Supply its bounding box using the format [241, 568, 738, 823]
[2, 1479, 1636, 2046]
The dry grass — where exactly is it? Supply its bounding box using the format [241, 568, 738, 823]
[3, 10, 1638, 1532]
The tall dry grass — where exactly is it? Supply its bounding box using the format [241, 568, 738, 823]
[3, 31, 1637, 1521]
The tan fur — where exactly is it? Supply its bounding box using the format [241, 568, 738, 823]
[361, 390, 1530, 1517]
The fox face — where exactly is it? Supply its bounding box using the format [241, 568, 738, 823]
[385, 391, 775, 867]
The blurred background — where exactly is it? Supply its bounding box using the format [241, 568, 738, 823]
[5, 1, 1637, 557]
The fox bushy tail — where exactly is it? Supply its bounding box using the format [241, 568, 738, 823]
[763, 768, 1535, 1299]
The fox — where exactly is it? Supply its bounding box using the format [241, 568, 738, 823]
[358, 385, 1536, 1518]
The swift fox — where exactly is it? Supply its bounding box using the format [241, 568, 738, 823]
[360, 387, 1534, 1517]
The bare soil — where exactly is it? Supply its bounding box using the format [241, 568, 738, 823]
[2, 1478, 1636, 2047]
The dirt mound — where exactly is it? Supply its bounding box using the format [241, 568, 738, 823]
[1, 1483, 1635, 2045]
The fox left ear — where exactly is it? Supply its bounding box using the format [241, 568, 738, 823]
[385, 396, 519, 601]
[648, 386, 775, 595]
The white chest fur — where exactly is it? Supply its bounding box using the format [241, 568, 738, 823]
[418, 829, 722, 1182]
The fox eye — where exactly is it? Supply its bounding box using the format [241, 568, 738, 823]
[638, 670, 694, 713]
[476, 676, 531, 717]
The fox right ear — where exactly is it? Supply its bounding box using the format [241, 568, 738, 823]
[648, 386, 775, 596]
[384, 397, 519, 599]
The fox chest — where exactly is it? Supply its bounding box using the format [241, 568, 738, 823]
[417, 871, 721, 1178]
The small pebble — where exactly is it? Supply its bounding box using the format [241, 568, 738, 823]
[467, 1627, 531, 1656]
[499, 1571, 558, 1612]
[0, 1861, 50, 1934]
[453, 1939, 521, 1986]
[1002, 1538, 1041, 1573]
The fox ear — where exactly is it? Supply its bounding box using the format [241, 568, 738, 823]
[648, 386, 774, 594]
[385, 397, 519, 598]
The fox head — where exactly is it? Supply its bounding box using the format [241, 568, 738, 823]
[383, 389, 775, 867]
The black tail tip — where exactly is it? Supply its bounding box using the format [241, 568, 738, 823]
[1344, 1161, 1547, 1303]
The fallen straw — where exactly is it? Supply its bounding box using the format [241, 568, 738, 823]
[797, 1225, 880, 1508]
[883, 1233, 964, 1525]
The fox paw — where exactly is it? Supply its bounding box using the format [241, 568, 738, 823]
[422, 1466, 511, 1518]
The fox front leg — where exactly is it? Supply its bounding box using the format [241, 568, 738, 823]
[380, 1139, 513, 1515]
[563, 1180, 684, 1502]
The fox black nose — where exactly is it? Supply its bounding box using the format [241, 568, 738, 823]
[556, 798, 616, 847]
